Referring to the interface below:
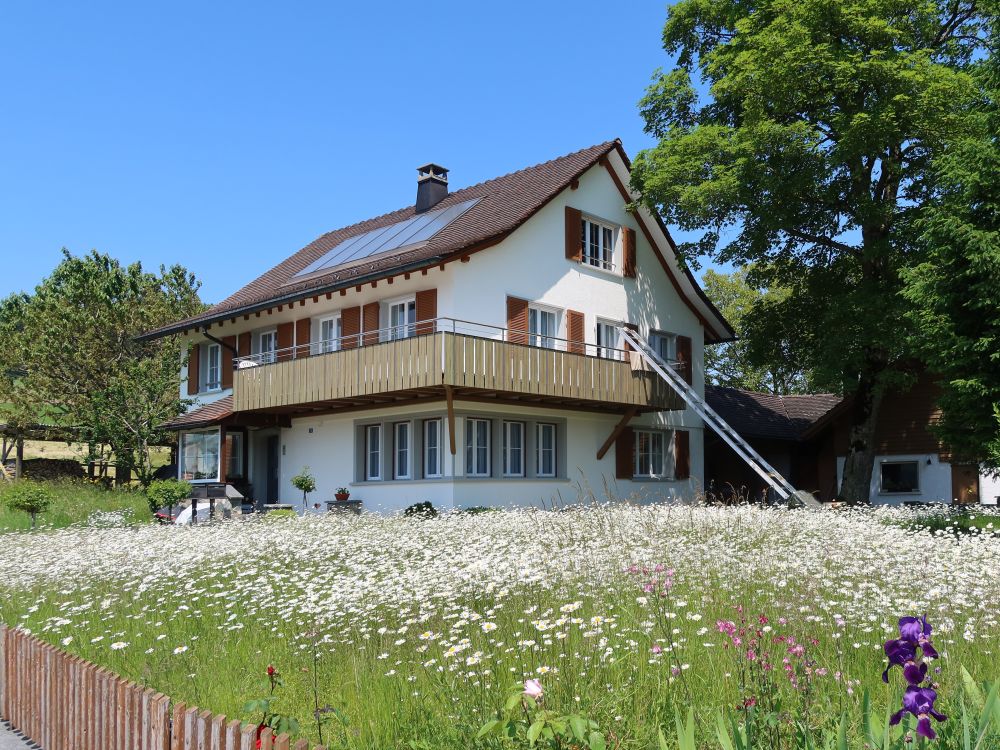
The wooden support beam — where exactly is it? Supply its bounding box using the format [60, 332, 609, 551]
[445, 385, 456, 455]
[15, 435, 24, 479]
[596, 408, 637, 460]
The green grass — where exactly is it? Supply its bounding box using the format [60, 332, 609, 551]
[0, 479, 152, 531]
[891, 509, 1000, 536]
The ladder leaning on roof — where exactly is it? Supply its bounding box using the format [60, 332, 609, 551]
[618, 326, 821, 508]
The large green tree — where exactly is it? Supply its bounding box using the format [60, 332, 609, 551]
[903, 26, 1000, 471]
[702, 266, 815, 394]
[0, 251, 203, 485]
[632, 0, 992, 501]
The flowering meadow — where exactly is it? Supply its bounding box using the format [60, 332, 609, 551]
[0, 504, 998, 748]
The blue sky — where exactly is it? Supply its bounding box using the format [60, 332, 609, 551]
[0, 1, 717, 304]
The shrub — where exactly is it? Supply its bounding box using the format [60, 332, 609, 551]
[3, 481, 55, 528]
[403, 501, 437, 518]
[146, 479, 191, 514]
[291, 468, 317, 512]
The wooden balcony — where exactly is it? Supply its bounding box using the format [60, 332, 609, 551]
[232, 323, 682, 416]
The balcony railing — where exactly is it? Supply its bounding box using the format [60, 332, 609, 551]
[231, 318, 683, 413]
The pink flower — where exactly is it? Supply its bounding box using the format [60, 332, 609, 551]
[523, 679, 543, 699]
[651, 644, 663, 655]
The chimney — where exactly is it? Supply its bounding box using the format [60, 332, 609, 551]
[415, 163, 448, 213]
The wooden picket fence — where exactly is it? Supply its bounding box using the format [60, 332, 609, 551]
[0, 626, 325, 750]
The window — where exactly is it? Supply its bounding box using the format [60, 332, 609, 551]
[580, 217, 616, 271]
[365, 425, 382, 481]
[502, 421, 525, 477]
[258, 330, 277, 364]
[634, 429, 670, 478]
[596, 321, 621, 360]
[180, 430, 221, 481]
[394, 422, 411, 479]
[424, 418, 442, 478]
[318, 315, 342, 354]
[528, 306, 559, 349]
[880, 461, 920, 493]
[204, 344, 222, 391]
[465, 418, 491, 477]
[650, 331, 677, 363]
[537, 423, 556, 477]
[225, 431, 244, 479]
[388, 298, 416, 340]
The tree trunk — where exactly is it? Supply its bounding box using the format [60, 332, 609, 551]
[838, 354, 886, 503]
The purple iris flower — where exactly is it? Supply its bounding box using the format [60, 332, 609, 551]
[889, 685, 948, 740]
[883, 615, 939, 683]
[899, 615, 939, 659]
[882, 638, 917, 683]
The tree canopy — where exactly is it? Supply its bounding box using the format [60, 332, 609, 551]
[632, 0, 993, 501]
[0, 250, 204, 484]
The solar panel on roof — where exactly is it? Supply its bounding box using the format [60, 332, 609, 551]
[292, 197, 481, 280]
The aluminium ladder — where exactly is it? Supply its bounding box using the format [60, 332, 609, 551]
[619, 326, 819, 508]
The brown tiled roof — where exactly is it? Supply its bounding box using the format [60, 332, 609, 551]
[143, 141, 621, 339]
[161, 396, 233, 430]
[705, 385, 841, 441]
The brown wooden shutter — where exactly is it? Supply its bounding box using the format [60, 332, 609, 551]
[621, 322, 639, 352]
[415, 288, 437, 335]
[674, 429, 690, 479]
[276, 322, 294, 361]
[615, 426, 634, 479]
[341, 306, 360, 349]
[237, 332, 252, 358]
[676, 335, 693, 384]
[567, 310, 585, 354]
[295, 318, 311, 359]
[221, 335, 236, 389]
[565, 206, 582, 261]
[186, 343, 200, 395]
[506, 296, 529, 345]
[362, 302, 380, 346]
[623, 227, 637, 278]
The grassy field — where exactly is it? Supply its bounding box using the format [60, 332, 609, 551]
[0, 480, 152, 531]
[0, 504, 998, 748]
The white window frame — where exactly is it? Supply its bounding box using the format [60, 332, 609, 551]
[258, 329, 278, 364]
[386, 296, 417, 341]
[365, 424, 382, 481]
[394, 421, 411, 480]
[317, 314, 342, 355]
[179, 429, 221, 482]
[879, 460, 921, 494]
[536, 422, 557, 478]
[649, 330, 677, 364]
[580, 216, 617, 272]
[634, 429, 671, 479]
[423, 418, 442, 478]
[502, 420, 525, 477]
[596, 320, 621, 360]
[465, 418, 491, 477]
[528, 304, 560, 350]
[204, 343, 222, 391]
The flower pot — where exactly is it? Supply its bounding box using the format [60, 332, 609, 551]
[335, 492, 350, 502]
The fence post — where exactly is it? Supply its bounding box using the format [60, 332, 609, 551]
[0, 624, 6, 723]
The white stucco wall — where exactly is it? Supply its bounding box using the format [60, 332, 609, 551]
[274, 399, 703, 515]
[980, 470, 1000, 505]
[836, 454, 952, 505]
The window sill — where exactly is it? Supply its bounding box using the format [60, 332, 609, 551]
[577, 261, 623, 280]
[878, 491, 922, 496]
[631, 476, 681, 483]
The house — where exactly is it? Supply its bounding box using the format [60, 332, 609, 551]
[706, 376, 998, 506]
[141, 141, 734, 513]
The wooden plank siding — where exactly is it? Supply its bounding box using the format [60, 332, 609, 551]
[232, 332, 680, 413]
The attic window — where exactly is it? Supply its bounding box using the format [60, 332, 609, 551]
[580, 217, 616, 271]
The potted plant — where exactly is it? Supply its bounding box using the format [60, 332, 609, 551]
[291, 467, 317, 513]
[335, 487, 350, 502]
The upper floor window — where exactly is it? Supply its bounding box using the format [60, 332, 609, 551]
[318, 315, 342, 354]
[388, 298, 416, 341]
[465, 418, 491, 477]
[634, 429, 672, 479]
[596, 320, 621, 360]
[580, 218, 616, 271]
[204, 344, 222, 391]
[528, 306, 559, 350]
[650, 331, 677, 363]
[258, 330, 277, 364]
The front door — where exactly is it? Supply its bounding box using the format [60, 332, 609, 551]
[266, 435, 280, 503]
[951, 464, 980, 505]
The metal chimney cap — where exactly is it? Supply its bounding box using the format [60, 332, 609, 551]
[417, 163, 449, 182]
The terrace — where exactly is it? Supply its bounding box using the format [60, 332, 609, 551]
[230, 317, 683, 418]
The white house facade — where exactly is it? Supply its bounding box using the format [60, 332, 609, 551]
[145, 141, 733, 514]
